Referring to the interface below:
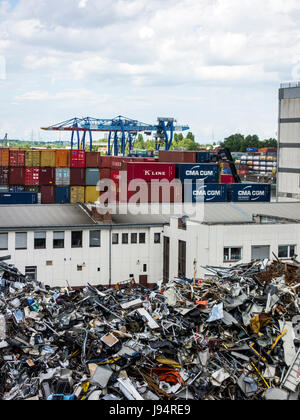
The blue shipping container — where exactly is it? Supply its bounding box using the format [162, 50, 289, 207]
[176, 163, 219, 183]
[196, 152, 210, 163]
[184, 183, 228, 203]
[55, 187, 70, 204]
[9, 186, 25, 193]
[230, 184, 271, 202]
[86, 168, 100, 186]
[0, 192, 38, 205]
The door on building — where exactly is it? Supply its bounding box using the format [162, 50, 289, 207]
[178, 240, 186, 278]
[163, 236, 170, 283]
[251, 245, 270, 260]
[139, 275, 148, 287]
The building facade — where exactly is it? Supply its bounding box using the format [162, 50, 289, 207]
[0, 204, 165, 288]
[277, 82, 300, 201]
[163, 202, 300, 281]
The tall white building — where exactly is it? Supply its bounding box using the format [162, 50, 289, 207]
[277, 82, 300, 201]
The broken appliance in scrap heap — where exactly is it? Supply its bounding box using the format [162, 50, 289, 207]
[0, 256, 299, 400]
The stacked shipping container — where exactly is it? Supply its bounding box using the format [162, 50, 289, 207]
[0, 148, 271, 204]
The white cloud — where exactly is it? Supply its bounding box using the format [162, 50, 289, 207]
[1, 0, 300, 140]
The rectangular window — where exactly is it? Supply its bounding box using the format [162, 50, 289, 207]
[143, 264, 147, 272]
[154, 233, 161, 244]
[72, 231, 83, 248]
[0, 233, 8, 250]
[16, 232, 27, 250]
[112, 233, 119, 245]
[131, 233, 137, 244]
[122, 233, 129, 244]
[139, 233, 146, 244]
[53, 231, 65, 249]
[90, 230, 101, 247]
[278, 245, 296, 259]
[25, 266, 37, 281]
[224, 247, 242, 262]
[178, 240, 186, 278]
[34, 232, 46, 249]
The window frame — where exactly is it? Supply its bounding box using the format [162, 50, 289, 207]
[224, 247, 243, 262]
[15, 232, 27, 250]
[0, 232, 8, 251]
[278, 245, 296, 259]
[112, 233, 119, 245]
[53, 231, 65, 249]
[131, 233, 137, 244]
[71, 231, 83, 248]
[89, 230, 101, 248]
[154, 233, 161, 244]
[122, 233, 129, 245]
[139, 233, 146, 244]
[34, 231, 46, 250]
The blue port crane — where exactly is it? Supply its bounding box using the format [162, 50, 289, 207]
[41, 116, 189, 155]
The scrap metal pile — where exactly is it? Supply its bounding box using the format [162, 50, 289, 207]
[0, 258, 299, 400]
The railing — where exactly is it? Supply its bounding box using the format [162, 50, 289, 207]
[280, 81, 300, 89]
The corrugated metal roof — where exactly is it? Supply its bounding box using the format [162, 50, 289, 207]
[0, 204, 171, 229]
[197, 202, 300, 224]
[0, 204, 96, 228]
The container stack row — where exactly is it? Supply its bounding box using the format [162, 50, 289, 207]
[0, 148, 271, 205]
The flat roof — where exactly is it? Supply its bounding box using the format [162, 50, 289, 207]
[192, 202, 300, 224]
[0, 204, 170, 230]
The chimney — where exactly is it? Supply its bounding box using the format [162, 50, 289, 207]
[91, 206, 112, 223]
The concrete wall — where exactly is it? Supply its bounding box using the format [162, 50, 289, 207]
[0, 226, 164, 288]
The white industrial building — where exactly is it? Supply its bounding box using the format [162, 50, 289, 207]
[1, 203, 300, 287]
[277, 82, 300, 201]
[0, 204, 167, 288]
[163, 202, 300, 281]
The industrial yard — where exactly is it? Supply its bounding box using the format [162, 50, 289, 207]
[0, 0, 300, 407]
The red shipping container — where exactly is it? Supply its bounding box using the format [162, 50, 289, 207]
[25, 168, 40, 186]
[111, 170, 121, 183]
[100, 168, 111, 180]
[70, 150, 85, 168]
[127, 162, 175, 182]
[9, 167, 25, 185]
[70, 168, 85, 186]
[0, 167, 9, 185]
[120, 181, 182, 203]
[9, 150, 25, 167]
[111, 157, 124, 170]
[100, 156, 112, 169]
[221, 174, 235, 184]
[159, 150, 196, 163]
[40, 168, 55, 186]
[86, 152, 101, 168]
[40, 186, 55, 204]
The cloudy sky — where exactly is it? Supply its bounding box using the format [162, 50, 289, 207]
[0, 0, 300, 143]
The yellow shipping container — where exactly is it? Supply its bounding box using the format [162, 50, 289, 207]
[41, 150, 56, 167]
[85, 186, 100, 203]
[70, 186, 85, 204]
[25, 150, 41, 167]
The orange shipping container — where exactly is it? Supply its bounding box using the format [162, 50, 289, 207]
[41, 150, 56, 167]
[56, 150, 70, 167]
[0, 149, 9, 167]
